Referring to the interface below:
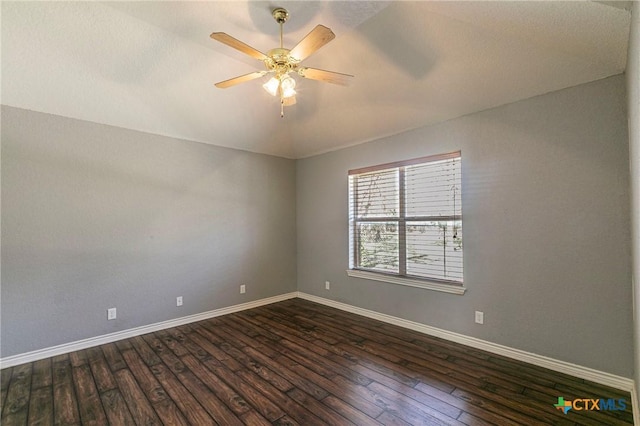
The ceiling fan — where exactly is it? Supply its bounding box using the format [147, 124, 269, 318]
[210, 7, 353, 117]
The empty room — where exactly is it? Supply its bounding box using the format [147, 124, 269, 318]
[2, 1, 640, 425]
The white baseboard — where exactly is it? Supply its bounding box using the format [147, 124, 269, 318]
[297, 292, 636, 394]
[632, 383, 640, 426]
[0, 292, 298, 369]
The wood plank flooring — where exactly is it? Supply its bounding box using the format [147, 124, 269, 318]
[0, 298, 634, 425]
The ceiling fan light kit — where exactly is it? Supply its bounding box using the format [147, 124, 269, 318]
[210, 7, 353, 117]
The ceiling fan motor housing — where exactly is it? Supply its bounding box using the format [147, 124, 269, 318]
[265, 47, 300, 77]
[267, 48, 293, 65]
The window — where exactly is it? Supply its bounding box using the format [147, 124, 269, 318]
[348, 151, 463, 291]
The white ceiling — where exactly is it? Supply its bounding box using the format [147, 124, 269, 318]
[1, 1, 631, 159]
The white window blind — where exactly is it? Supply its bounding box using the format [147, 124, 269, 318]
[349, 152, 463, 285]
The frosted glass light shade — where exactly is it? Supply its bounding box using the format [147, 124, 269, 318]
[280, 75, 296, 98]
[263, 77, 280, 96]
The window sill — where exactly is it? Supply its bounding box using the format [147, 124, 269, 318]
[346, 269, 466, 295]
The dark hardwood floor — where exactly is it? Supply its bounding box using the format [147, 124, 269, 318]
[0, 298, 634, 425]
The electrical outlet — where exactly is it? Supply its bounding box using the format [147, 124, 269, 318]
[176, 296, 183, 306]
[475, 311, 484, 325]
[325, 281, 330, 290]
[107, 308, 117, 320]
[240, 285, 246, 294]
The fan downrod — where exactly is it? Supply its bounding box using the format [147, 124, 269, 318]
[272, 8, 289, 24]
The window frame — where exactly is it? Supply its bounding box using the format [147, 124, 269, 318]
[347, 151, 466, 295]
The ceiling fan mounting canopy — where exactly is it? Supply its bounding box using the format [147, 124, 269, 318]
[272, 7, 289, 24]
[210, 6, 353, 116]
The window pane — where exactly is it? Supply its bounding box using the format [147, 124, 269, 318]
[406, 220, 463, 282]
[405, 157, 461, 217]
[349, 152, 463, 285]
[352, 169, 399, 218]
[356, 221, 399, 273]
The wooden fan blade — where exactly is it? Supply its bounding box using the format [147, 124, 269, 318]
[215, 71, 267, 89]
[299, 67, 353, 86]
[289, 25, 335, 62]
[210, 32, 268, 61]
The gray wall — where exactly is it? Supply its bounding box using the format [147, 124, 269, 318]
[297, 75, 633, 377]
[627, 0, 640, 405]
[1, 106, 297, 358]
